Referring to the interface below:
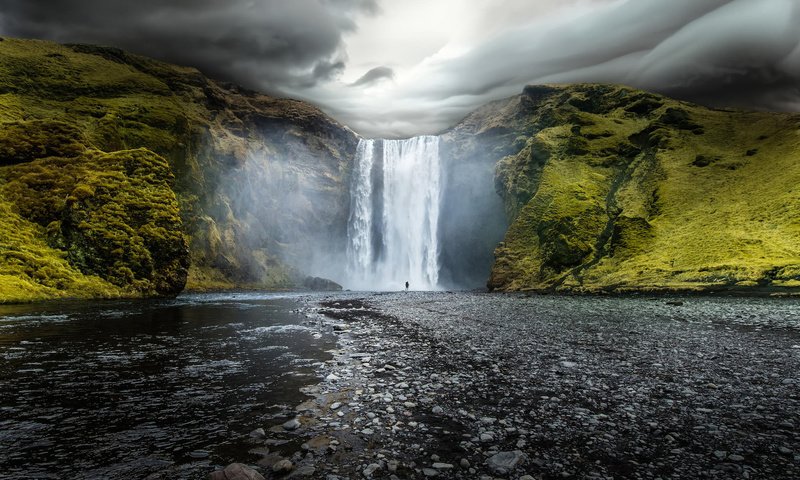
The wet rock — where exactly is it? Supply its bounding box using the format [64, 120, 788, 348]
[363, 463, 381, 476]
[422, 467, 439, 477]
[208, 463, 265, 480]
[249, 428, 266, 439]
[487, 450, 527, 475]
[303, 276, 342, 291]
[282, 418, 301, 431]
[293, 465, 316, 476]
[272, 459, 293, 473]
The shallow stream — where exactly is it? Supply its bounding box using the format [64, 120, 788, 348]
[0, 293, 335, 479]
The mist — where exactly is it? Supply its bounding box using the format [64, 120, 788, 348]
[200, 125, 510, 291]
[187, 119, 357, 289]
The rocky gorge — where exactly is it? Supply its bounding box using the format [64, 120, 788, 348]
[1, 38, 799, 301]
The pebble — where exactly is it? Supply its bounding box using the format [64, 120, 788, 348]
[282, 418, 301, 431]
[487, 451, 527, 475]
[209, 463, 265, 480]
[272, 459, 293, 473]
[294, 465, 316, 476]
[363, 463, 381, 476]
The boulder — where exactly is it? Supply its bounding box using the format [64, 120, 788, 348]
[207, 463, 265, 480]
[302, 276, 343, 291]
[486, 450, 527, 475]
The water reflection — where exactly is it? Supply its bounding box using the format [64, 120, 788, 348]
[0, 293, 334, 479]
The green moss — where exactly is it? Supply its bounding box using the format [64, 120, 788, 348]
[0, 198, 124, 303]
[1, 147, 189, 297]
[487, 84, 800, 293]
[0, 37, 357, 301]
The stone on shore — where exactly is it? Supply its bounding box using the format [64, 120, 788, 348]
[208, 463, 265, 480]
[282, 418, 301, 431]
[486, 451, 527, 474]
[271, 459, 293, 473]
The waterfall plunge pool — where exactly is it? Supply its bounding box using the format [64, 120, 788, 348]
[0, 293, 337, 479]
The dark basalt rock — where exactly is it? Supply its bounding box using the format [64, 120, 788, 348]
[303, 276, 343, 291]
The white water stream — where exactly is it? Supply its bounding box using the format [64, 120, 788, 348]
[346, 136, 441, 290]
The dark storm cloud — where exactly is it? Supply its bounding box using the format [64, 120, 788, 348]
[1, 0, 799, 137]
[399, 0, 800, 120]
[0, 0, 378, 91]
[334, 0, 800, 136]
[349, 66, 395, 87]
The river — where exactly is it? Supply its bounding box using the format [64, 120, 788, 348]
[0, 293, 337, 479]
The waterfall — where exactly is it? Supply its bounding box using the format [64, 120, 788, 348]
[346, 136, 441, 290]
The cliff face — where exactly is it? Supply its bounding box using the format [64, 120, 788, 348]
[449, 84, 800, 293]
[0, 38, 356, 302]
[2, 37, 797, 300]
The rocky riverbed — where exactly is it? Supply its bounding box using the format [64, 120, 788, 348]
[223, 292, 800, 480]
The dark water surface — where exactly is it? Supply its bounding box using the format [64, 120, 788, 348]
[0, 293, 336, 479]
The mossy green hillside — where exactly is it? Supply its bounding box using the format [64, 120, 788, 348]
[454, 84, 800, 293]
[0, 145, 189, 300]
[0, 196, 123, 303]
[0, 38, 356, 301]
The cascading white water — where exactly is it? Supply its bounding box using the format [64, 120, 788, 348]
[346, 136, 441, 290]
[346, 139, 376, 279]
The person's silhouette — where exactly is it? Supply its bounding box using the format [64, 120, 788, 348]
[405, 281, 409, 291]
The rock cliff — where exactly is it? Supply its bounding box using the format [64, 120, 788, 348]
[447, 84, 800, 293]
[0, 38, 356, 301]
[2, 37, 797, 300]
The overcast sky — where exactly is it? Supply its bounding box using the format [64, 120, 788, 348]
[1, 0, 799, 137]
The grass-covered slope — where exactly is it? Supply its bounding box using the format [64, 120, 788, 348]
[0, 37, 356, 302]
[452, 84, 800, 293]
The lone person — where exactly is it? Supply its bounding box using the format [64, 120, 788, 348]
[405, 281, 409, 291]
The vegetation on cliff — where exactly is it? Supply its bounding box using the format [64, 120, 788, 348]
[0, 37, 355, 302]
[2, 36, 796, 299]
[457, 84, 800, 293]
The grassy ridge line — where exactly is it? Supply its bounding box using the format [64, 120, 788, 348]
[486, 84, 800, 293]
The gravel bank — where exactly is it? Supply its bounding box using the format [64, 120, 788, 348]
[240, 292, 800, 480]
